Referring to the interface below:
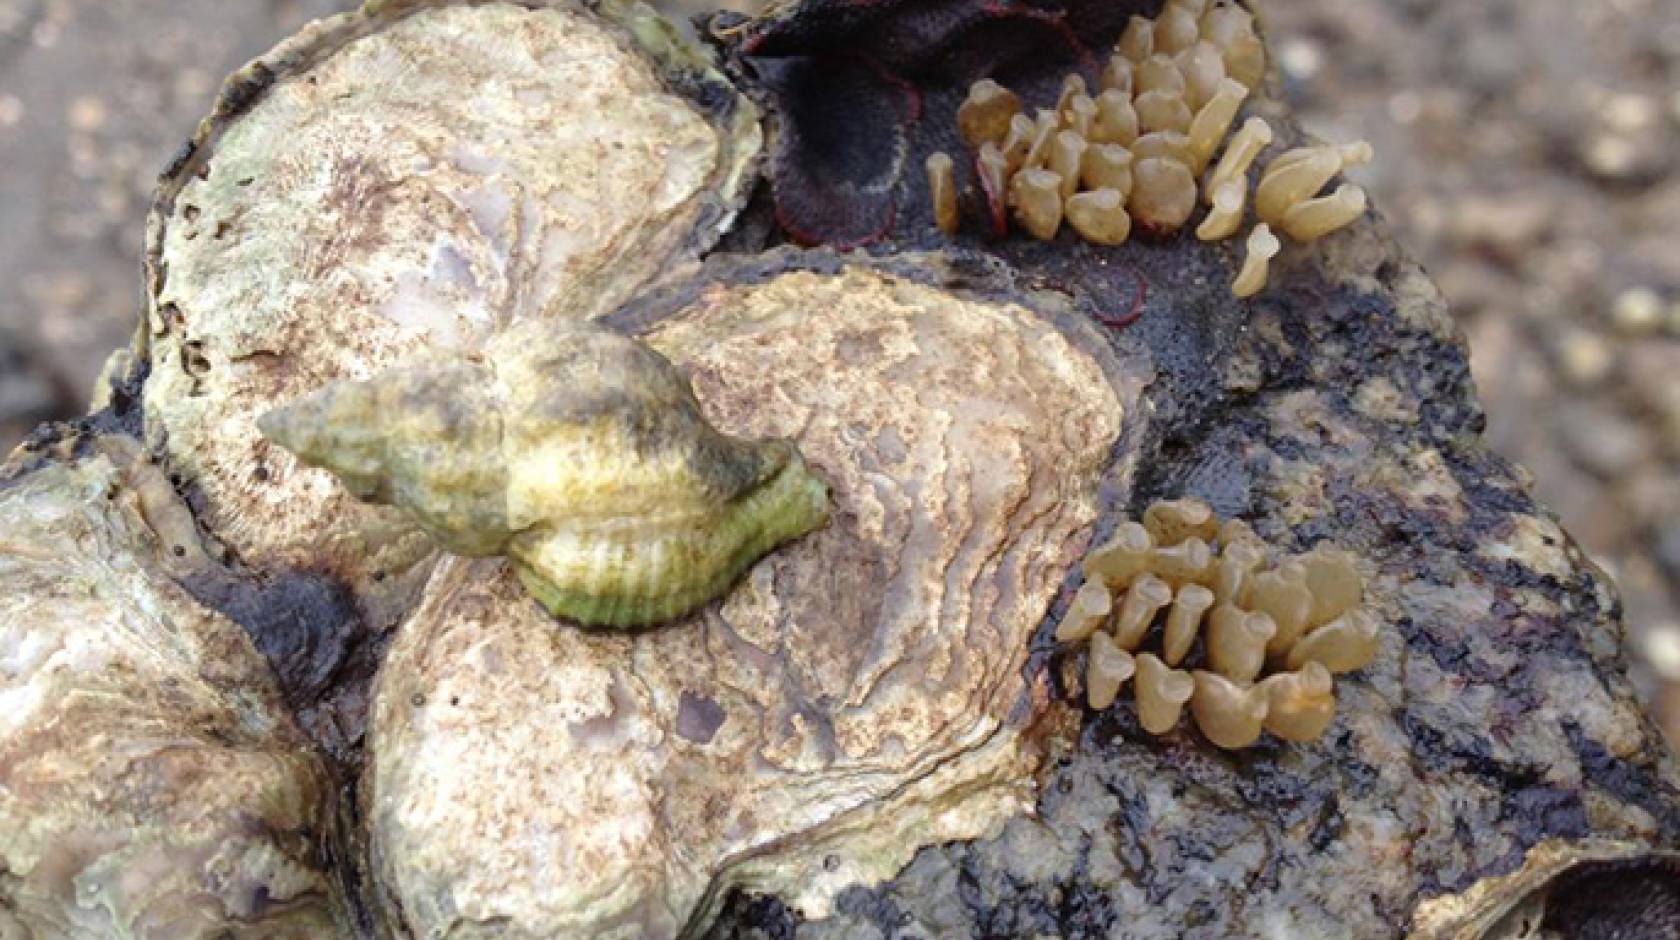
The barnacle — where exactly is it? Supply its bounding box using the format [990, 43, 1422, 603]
[910, 0, 1378, 308]
[1256, 141, 1374, 227]
[1093, 90, 1140, 145]
[1259, 661, 1337, 741]
[1051, 131, 1089, 199]
[1206, 116, 1274, 204]
[1232, 223, 1281, 298]
[258, 319, 832, 628]
[919, 0, 1367, 270]
[1154, 3, 1201, 56]
[1063, 497, 1381, 749]
[1196, 179, 1246, 241]
[1001, 113, 1036, 172]
[1287, 608, 1381, 673]
[1187, 78, 1250, 172]
[1081, 144, 1135, 195]
[1138, 54, 1188, 97]
[1177, 41, 1228, 112]
[1143, 496, 1220, 544]
[1281, 183, 1370, 242]
[1130, 157, 1199, 233]
[1087, 632, 1137, 710]
[1058, 577, 1116, 643]
[1063, 94, 1097, 139]
[1135, 90, 1195, 136]
[1190, 670, 1270, 749]
[1118, 15, 1155, 63]
[1083, 520, 1154, 587]
[1100, 56, 1135, 95]
[958, 79, 1019, 147]
[1163, 584, 1216, 665]
[926, 153, 960, 235]
[1066, 189, 1133, 246]
[1205, 604, 1277, 682]
[1248, 560, 1313, 654]
[1131, 130, 1194, 166]
[1115, 573, 1175, 649]
[1010, 168, 1065, 240]
[1136, 652, 1195, 735]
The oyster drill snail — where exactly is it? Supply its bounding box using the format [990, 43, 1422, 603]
[258, 318, 833, 627]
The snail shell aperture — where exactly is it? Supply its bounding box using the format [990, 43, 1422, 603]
[257, 319, 832, 627]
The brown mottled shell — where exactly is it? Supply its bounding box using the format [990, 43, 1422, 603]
[139, 0, 762, 625]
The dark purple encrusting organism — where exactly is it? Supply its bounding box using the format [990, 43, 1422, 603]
[716, 0, 1240, 439]
[729, 0, 1134, 249]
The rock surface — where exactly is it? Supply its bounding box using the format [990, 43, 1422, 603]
[696, 1, 1680, 936]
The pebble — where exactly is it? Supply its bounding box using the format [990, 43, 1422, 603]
[1613, 287, 1664, 336]
[1645, 624, 1680, 681]
[1555, 400, 1651, 479]
[1557, 329, 1614, 387]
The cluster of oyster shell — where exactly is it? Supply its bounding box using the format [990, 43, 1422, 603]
[1058, 497, 1379, 749]
[928, 0, 1372, 298]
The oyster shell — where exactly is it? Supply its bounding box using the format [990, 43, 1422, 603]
[258, 319, 832, 627]
[1409, 840, 1680, 939]
[140, 0, 761, 629]
[0, 447, 346, 937]
[363, 254, 1136, 938]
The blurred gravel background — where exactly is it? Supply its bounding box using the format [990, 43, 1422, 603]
[1, 0, 1676, 739]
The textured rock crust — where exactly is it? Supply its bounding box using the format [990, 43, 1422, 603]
[364, 255, 1132, 938]
[0, 446, 343, 938]
[698, 1, 1680, 937]
[705, 196, 1680, 940]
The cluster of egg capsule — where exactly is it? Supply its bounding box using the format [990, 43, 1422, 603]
[925, 0, 1373, 298]
[1057, 498, 1379, 749]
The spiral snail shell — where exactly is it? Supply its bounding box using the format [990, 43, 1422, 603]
[258, 319, 832, 627]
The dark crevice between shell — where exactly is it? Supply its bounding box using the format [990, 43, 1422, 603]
[0, 350, 149, 487]
[1537, 856, 1680, 938]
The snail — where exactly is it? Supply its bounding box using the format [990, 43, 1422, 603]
[258, 319, 832, 627]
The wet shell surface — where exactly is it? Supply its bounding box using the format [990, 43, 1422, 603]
[1408, 840, 1680, 939]
[258, 319, 832, 627]
[139, 0, 761, 626]
[0, 450, 344, 937]
[363, 255, 1133, 939]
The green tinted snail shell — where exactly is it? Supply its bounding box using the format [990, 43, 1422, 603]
[257, 319, 832, 627]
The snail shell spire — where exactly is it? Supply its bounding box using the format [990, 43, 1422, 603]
[259, 320, 832, 627]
